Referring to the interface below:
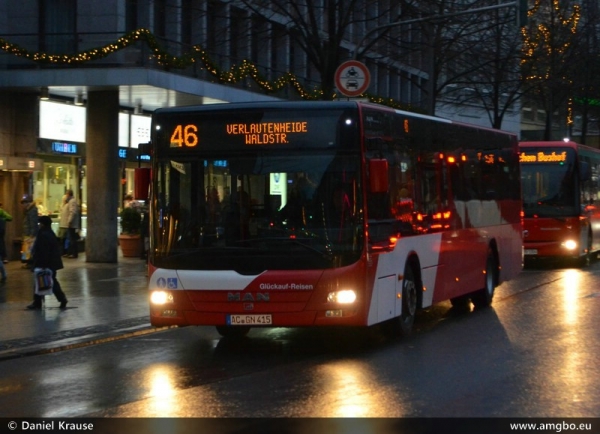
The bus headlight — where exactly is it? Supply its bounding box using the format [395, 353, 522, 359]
[327, 289, 357, 304]
[562, 240, 578, 251]
[150, 290, 173, 305]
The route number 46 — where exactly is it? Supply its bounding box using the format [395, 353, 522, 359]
[170, 124, 199, 147]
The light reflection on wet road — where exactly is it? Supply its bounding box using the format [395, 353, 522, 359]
[1, 261, 599, 419]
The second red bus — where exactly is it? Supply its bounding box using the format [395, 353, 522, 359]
[520, 140, 600, 265]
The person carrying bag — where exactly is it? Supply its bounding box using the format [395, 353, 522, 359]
[20, 194, 38, 268]
[26, 216, 68, 310]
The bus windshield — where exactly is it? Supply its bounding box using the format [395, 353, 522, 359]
[520, 147, 578, 217]
[150, 107, 364, 273]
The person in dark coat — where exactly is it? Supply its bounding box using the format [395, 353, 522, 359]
[26, 216, 68, 310]
[0, 202, 13, 264]
[20, 194, 38, 269]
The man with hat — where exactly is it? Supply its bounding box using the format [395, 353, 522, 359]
[20, 194, 38, 268]
[26, 215, 68, 310]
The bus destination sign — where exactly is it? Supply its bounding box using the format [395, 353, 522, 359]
[170, 121, 309, 148]
[226, 121, 308, 145]
[520, 150, 567, 163]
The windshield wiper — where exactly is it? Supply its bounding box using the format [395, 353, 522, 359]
[242, 237, 334, 260]
[159, 246, 264, 259]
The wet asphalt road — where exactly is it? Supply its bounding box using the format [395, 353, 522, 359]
[0, 258, 599, 425]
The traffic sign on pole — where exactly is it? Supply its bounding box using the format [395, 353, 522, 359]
[335, 60, 371, 97]
[517, 0, 528, 27]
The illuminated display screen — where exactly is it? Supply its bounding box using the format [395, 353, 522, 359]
[118, 147, 151, 161]
[154, 108, 358, 153]
[170, 124, 198, 147]
[477, 152, 505, 164]
[51, 142, 78, 154]
[225, 122, 308, 145]
[520, 149, 569, 163]
[204, 160, 227, 167]
[170, 121, 310, 147]
[39, 101, 86, 143]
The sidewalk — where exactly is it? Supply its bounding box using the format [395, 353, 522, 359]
[0, 252, 155, 360]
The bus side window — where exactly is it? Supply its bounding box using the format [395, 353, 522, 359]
[581, 160, 599, 206]
[418, 164, 442, 215]
[366, 156, 391, 220]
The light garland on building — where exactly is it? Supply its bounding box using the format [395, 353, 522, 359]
[0, 28, 417, 112]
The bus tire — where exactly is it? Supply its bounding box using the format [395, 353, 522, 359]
[379, 262, 418, 338]
[579, 231, 593, 268]
[471, 249, 498, 309]
[399, 264, 418, 335]
[216, 326, 251, 338]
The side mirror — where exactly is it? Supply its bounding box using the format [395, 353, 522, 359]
[369, 159, 389, 193]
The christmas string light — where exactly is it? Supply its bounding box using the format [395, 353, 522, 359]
[521, 1, 581, 65]
[567, 96, 573, 126]
[0, 28, 415, 111]
[520, 0, 581, 129]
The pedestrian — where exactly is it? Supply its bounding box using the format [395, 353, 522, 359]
[0, 202, 13, 263]
[65, 189, 80, 258]
[123, 193, 139, 209]
[20, 194, 39, 268]
[0, 254, 6, 282]
[58, 195, 69, 255]
[26, 215, 68, 310]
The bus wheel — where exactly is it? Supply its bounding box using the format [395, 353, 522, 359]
[579, 233, 593, 268]
[216, 326, 251, 338]
[398, 264, 418, 336]
[471, 249, 498, 309]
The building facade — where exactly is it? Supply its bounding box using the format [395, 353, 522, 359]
[0, 0, 522, 261]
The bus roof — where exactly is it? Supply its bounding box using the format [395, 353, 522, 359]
[153, 100, 514, 136]
[153, 100, 414, 118]
[520, 140, 600, 154]
[520, 140, 579, 148]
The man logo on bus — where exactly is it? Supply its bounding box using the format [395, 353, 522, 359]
[227, 292, 270, 302]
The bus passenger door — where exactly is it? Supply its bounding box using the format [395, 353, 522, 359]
[415, 154, 462, 302]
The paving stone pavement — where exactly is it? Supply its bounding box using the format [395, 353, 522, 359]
[0, 253, 154, 359]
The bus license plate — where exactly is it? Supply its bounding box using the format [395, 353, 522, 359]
[227, 314, 272, 325]
[524, 249, 538, 255]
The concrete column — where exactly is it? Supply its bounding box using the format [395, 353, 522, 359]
[0, 91, 39, 259]
[85, 90, 119, 263]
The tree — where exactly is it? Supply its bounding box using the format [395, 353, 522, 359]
[368, 0, 526, 123]
[569, 1, 600, 145]
[521, 0, 582, 140]
[236, 0, 419, 100]
[435, 1, 526, 129]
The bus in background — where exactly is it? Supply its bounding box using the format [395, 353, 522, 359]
[520, 140, 600, 265]
[147, 101, 522, 338]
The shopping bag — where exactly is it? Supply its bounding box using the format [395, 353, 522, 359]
[21, 237, 35, 263]
[34, 268, 53, 296]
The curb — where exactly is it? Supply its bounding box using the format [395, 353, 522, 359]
[0, 323, 176, 361]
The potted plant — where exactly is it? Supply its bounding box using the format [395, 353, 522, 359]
[118, 207, 142, 257]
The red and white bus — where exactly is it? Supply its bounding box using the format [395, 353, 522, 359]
[520, 140, 600, 265]
[147, 101, 522, 337]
